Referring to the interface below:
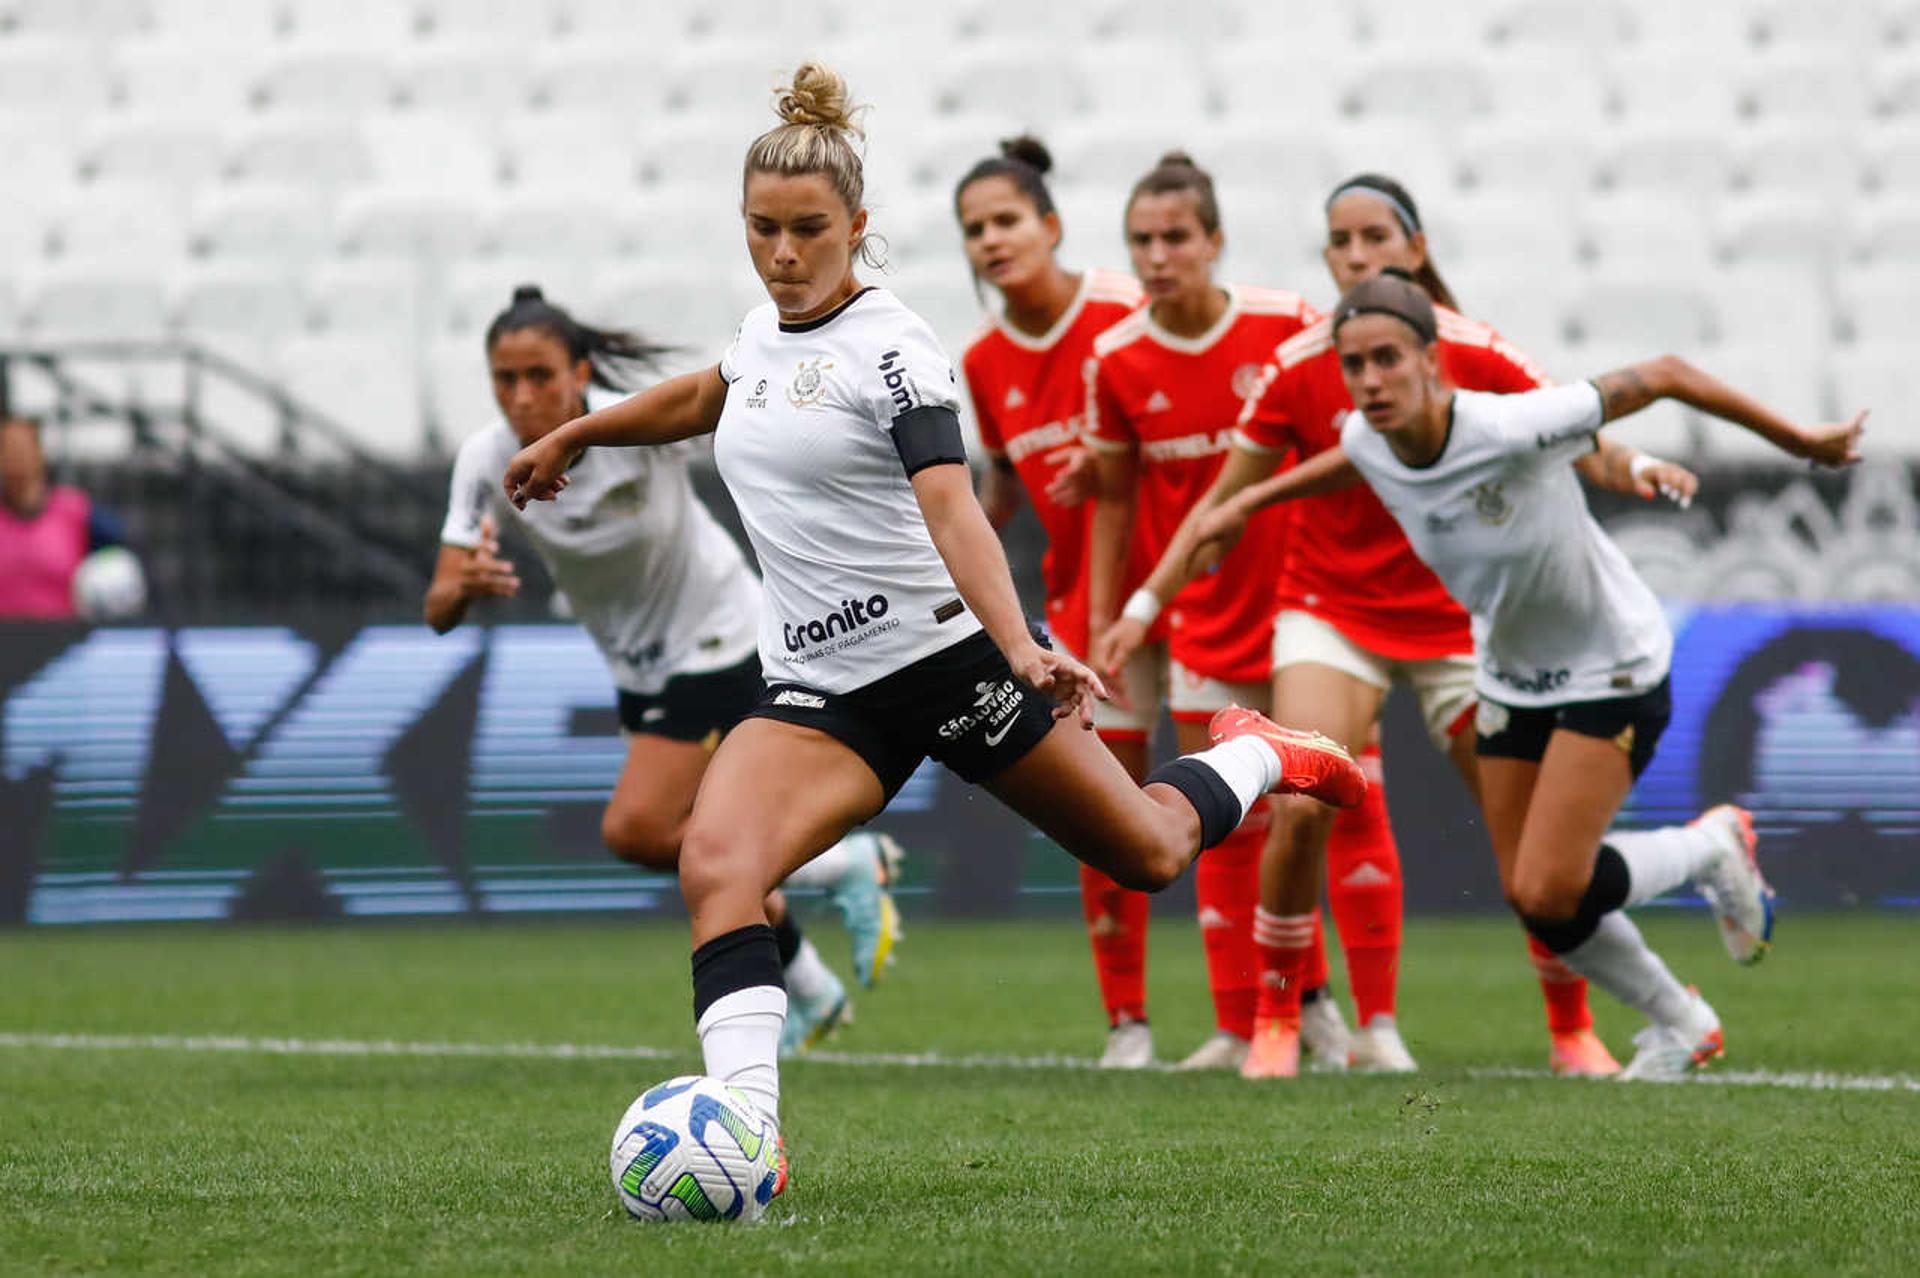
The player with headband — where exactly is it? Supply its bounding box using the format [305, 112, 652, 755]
[953, 135, 1165, 1069]
[1194, 271, 1862, 1079]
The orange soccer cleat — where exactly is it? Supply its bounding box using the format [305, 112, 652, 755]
[1239, 1015, 1302, 1080]
[1549, 1028, 1622, 1078]
[1209, 705, 1368, 809]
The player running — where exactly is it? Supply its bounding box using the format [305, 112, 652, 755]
[954, 136, 1163, 1069]
[1100, 174, 1697, 1078]
[501, 63, 1366, 1159]
[1193, 271, 1862, 1078]
[425, 285, 901, 1055]
[1080, 151, 1324, 1073]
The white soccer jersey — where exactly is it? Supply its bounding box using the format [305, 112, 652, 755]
[1341, 382, 1673, 707]
[714, 287, 983, 692]
[440, 389, 760, 695]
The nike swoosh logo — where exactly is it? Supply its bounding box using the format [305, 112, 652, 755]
[983, 716, 1017, 746]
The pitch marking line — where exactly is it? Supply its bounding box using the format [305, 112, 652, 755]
[2, 1032, 1916, 1093]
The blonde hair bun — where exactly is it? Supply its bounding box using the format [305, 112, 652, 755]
[774, 61, 864, 138]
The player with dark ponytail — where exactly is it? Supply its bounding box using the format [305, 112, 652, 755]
[953, 136, 1164, 1069]
[427, 285, 905, 1056]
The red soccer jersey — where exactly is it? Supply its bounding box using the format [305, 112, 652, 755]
[964, 269, 1144, 657]
[1234, 306, 1550, 661]
[1088, 284, 1316, 684]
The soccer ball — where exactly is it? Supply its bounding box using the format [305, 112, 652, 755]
[71, 547, 147, 621]
[609, 1075, 782, 1223]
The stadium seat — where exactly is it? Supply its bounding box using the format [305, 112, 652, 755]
[1629, 0, 1752, 48]
[1425, 191, 1582, 277]
[1835, 267, 1920, 345]
[1604, 51, 1745, 128]
[1851, 196, 1920, 263]
[1733, 123, 1857, 196]
[273, 334, 427, 458]
[413, 0, 558, 43]
[250, 43, 397, 114]
[0, 110, 82, 196]
[391, 42, 535, 121]
[20, 264, 170, 341]
[1325, 119, 1458, 205]
[304, 261, 423, 341]
[112, 38, 266, 116]
[1557, 340, 1696, 454]
[1439, 270, 1571, 369]
[636, 115, 762, 189]
[1339, 57, 1491, 128]
[1577, 193, 1713, 272]
[1715, 194, 1841, 271]
[362, 114, 497, 194]
[1864, 123, 1920, 193]
[1073, 41, 1211, 123]
[0, 37, 113, 115]
[1206, 46, 1357, 134]
[225, 116, 376, 187]
[1349, 1, 1491, 53]
[682, 0, 828, 43]
[871, 114, 1022, 195]
[1826, 344, 1915, 456]
[933, 44, 1090, 123]
[617, 182, 750, 272]
[1875, 55, 1920, 119]
[1747, 0, 1891, 54]
[1452, 121, 1596, 210]
[1737, 53, 1874, 124]
[336, 188, 484, 264]
[1090, 0, 1245, 42]
[1048, 183, 1136, 266]
[1695, 343, 1829, 461]
[278, 0, 419, 44]
[144, 0, 281, 42]
[1479, 54, 1609, 130]
[43, 183, 192, 266]
[440, 257, 598, 338]
[1565, 275, 1717, 349]
[1041, 116, 1212, 192]
[551, 0, 681, 42]
[1594, 125, 1737, 203]
[665, 47, 806, 125]
[77, 117, 225, 196]
[1486, 0, 1639, 49]
[2, 0, 148, 42]
[492, 113, 615, 190]
[1714, 264, 1831, 351]
[188, 185, 337, 265]
[527, 40, 678, 120]
[481, 189, 637, 261]
[589, 263, 756, 355]
[880, 264, 988, 378]
[1225, 0, 1361, 49]
[170, 262, 307, 344]
[424, 334, 500, 444]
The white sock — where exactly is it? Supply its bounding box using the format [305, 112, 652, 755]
[781, 834, 866, 890]
[1560, 913, 1695, 1027]
[1609, 825, 1719, 908]
[1184, 737, 1279, 817]
[695, 985, 786, 1125]
[782, 937, 837, 1002]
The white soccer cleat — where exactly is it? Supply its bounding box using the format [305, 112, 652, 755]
[1348, 1015, 1419, 1073]
[1689, 805, 1774, 965]
[1098, 1018, 1155, 1070]
[1175, 1030, 1250, 1071]
[778, 967, 851, 1058]
[827, 832, 905, 988]
[1618, 989, 1724, 1082]
[1300, 993, 1353, 1072]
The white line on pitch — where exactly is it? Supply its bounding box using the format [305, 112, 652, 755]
[2, 1032, 1915, 1094]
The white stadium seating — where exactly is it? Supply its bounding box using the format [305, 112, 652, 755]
[0, 0, 1913, 460]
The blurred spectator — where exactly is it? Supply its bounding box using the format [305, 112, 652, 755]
[0, 416, 129, 620]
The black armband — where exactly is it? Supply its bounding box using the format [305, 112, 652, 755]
[891, 405, 967, 477]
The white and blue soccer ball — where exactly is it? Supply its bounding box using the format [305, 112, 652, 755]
[71, 546, 146, 621]
[609, 1075, 782, 1223]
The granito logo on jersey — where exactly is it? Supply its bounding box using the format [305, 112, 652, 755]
[787, 357, 833, 409]
[772, 689, 827, 709]
[1491, 665, 1572, 695]
[1471, 480, 1514, 526]
[783, 593, 892, 652]
[1534, 421, 1594, 450]
[936, 678, 1024, 743]
[877, 349, 918, 414]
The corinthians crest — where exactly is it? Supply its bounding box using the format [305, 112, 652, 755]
[786, 356, 834, 409]
[1470, 480, 1514, 526]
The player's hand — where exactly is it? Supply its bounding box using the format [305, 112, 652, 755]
[460, 514, 521, 599]
[1090, 617, 1148, 706]
[1632, 458, 1698, 508]
[1188, 499, 1249, 577]
[1010, 641, 1110, 729]
[1042, 445, 1097, 508]
[1793, 411, 1867, 468]
[504, 431, 580, 508]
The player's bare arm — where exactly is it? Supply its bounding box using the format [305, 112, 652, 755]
[1578, 434, 1699, 506]
[1592, 357, 1867, 467]
[423, 513, 520, 634]
[505, 365, 729, 507]
[977, 453, 1023, 530]
[1085, 445, 1138, 639]
[913, 461, 1109, 725]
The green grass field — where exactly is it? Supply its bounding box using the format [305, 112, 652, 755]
[4, 911, 1917, 1276]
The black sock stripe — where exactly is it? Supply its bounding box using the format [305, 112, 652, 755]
[1521, 844, 1634, 954]
[1147, 757, 1242, 851]
[691, 923, 783, 1022]
[770, 912, 802, 967]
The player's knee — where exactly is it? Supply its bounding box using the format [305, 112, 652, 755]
[676, 824, 751, 907]
[1509, 867, 1584, 922]
[601, 806, 681, 871]
[1272, 793, 1335, 848]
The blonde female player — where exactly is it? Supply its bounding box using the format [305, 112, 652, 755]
[502, 64, 1365, 1170]
[425, 286, 901, 1056]
[1100, 174, 1697, 1078]
[1083, 151, 1324, 1073]
[954, 135, 1164, 1069]
[1193, 271, 1862, 1079]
